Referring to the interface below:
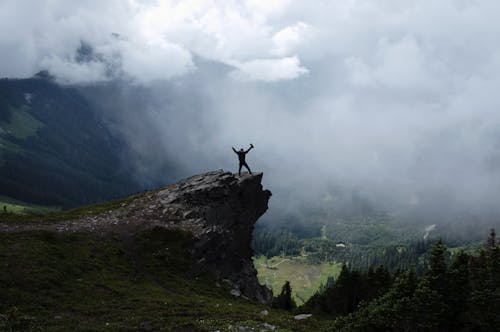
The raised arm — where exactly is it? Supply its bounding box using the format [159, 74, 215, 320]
[245, 143, 254, 153]
[232, 147, 237, 154]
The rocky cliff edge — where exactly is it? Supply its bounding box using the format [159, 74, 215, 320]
[152, 170, 273, 303]
[0, 170, 273, 303]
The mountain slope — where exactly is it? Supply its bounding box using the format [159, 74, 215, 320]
[0, 170, 328, 331]
[1, 171, 272, 302]
[1, 228, 320, 331]
[0, 76, 140, 207]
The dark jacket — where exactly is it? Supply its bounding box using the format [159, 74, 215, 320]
[233, 147, 252, 163]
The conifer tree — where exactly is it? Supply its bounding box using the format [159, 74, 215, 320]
[273, 281, 296, 311]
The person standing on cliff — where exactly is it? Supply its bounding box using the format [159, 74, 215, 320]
[232, 143, 254, 176]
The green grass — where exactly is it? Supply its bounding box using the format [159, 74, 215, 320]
[0, 190, 148, 224]
[0, 106, 43, 139]
[0, 105, 43, 170]
[0, 183, 182, 224]
[0, 195, 60, 216]
[254, 255, 342, 305]
[0, 227, 330, 331]
[0, 136, 26, 154]
[0, 136, 26, 168]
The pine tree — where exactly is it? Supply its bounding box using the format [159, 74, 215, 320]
[446, 251, 470, 330]
[468, 229, 500, 330]
[273, 281, 296, 311]
[427, 239, 448, 293]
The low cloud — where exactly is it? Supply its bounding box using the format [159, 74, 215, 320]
[3, 1, 500, 226]
[39, 56, 109, 84]
[271, 22, 311, 56]
[230, 56, 308, 81]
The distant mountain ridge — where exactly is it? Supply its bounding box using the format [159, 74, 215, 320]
[0, 76, 139, 207]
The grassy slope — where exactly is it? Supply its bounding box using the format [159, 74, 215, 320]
[0, 195, 59, 215]
[0, 106, 43, 140]
[254, 255, 342, 305]
[0, 190, 147, 225]
[0, 227, 329, 331]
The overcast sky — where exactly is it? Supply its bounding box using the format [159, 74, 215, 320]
[2, 0, 500, 223]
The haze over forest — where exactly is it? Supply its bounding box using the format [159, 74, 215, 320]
[2, 0, 500, 226]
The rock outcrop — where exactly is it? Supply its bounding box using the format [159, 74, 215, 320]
[154, 170, 273, 303]
[0, 170, 273, 303]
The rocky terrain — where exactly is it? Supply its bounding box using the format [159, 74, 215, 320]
[0, 170, 273, 304]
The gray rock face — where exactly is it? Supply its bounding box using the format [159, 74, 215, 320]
[121, 170, 273, 303]
[164, 170, 273, 304]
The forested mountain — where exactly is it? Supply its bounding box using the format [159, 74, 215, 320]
[0, 75, 140, 207]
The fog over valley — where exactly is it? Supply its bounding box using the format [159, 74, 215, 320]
[2, 0, 500, 229]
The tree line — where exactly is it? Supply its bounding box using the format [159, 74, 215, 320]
[273, 229, 499, 331]
[252, 227, 435, 272]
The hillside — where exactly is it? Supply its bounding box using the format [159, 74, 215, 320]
[0, 76, 139, 208]
[0, 171, 328, 331]
[1, 171, 498, 331]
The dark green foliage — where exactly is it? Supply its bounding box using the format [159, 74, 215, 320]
[252, 228, 301, 257]
[446, 251, 470, 330]
[363, 265, 392, 300]
[467, 229, 500, 331]
[317, 276, 335, 293]
[427, 239, 448, 287]
[253, 223, 434, 273]
[273, 281, 296, 311]
[302, 264, 392, 318]
[0, 228, 326, 331]
[305, 231, 500, 331]
[0, 93, 11, 122]
[131, 227, 194, 277]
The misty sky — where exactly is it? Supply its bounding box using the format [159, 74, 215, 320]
[2, 0, 500, 223]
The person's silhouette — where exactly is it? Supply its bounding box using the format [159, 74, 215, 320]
[232, 144, 254, 176]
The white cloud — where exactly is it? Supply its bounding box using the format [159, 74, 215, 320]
[0, 0, 313, 83]
[0, 0, 194, 84]
[39, 56, 109, 84]
[246, 0, 290, 14]
[3, 0, 500, 220]
[230, 56, 308, 81]
[272, 21, 310, 56]
[118, 39, 193, 84]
